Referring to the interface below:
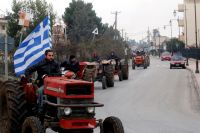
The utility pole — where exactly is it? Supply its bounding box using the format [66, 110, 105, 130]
[121, 29, 124, 40]
[125, 32, 127, 42]
[112, 11, 121, 40]
[169, 20, 173, 54]
[185, 4, 189, 66]
[194, 0, 199, 73]
[4, 34, 8, 80]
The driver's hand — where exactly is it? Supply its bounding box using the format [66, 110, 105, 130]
[42, 74, 48, 79]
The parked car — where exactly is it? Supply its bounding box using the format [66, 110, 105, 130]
[170, 55, 186, 69]
[161, 51, 171, 61]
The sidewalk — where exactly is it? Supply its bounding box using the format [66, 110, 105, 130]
[186, 59, 200, 94]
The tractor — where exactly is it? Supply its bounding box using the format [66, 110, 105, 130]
[79, 58, 129, 89]
[0, 75, 124, 133]
[78, 60, 115, 90]
[132, 51, 150, 69]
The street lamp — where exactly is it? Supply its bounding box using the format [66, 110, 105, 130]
[169, 20, 173, 54]
[163, 24, 172, 53]
[173, 10, 181, 40]
[194, 0, 199, 73]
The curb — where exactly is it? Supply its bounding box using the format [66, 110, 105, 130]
[186, 67, 200, 97]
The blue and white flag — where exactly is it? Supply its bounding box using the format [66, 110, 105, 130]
[14, 16, 52, 76]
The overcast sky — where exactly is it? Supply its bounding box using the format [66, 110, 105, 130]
[0, 0, 184, 41]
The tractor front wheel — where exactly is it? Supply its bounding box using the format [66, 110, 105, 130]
[118, 71, 123, 81]
[104, 65, 114, 87]
[22, 116, 45, 133]
[132, 62, 135, 70]
[121, 64, 129, 80]
[103, 116, 124, 133]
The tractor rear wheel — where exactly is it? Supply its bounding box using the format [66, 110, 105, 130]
[143, 63, 147, 69]
[102, 76, 107, 89]
[121, 64, 129, 80]
[104, 65, 114, 87]
[132, 62, 135, 70]
[59, 129, 93, 133]
[0, 80, 28, 133]
[22, 116, 45, 133]
[118, 70, 123, 81]
[103, 116, 124, 133]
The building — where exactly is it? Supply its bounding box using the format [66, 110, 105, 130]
[0, 15, 7, 35]
[178, 0, 200, 47]
[0, 15, 14, 61]
[152, 36, 169, 51]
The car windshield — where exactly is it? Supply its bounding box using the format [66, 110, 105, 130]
[162, 52, 171, 56]
[172, 56, 184, 61]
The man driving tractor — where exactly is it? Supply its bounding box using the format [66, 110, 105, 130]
[60, 55, 80, 74]
[24, 49, 61, 113]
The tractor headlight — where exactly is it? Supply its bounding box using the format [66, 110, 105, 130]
[87, 107, 95, 113]
[64, 107, 72, 115]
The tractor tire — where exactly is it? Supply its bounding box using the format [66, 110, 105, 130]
[22, 116, 45, 133]
[121, 64, 129, 80]
[103, 116, 124, 133]
[118, 71, 123, 81]
[132, 63, 135, 70]
[59, 129, 93, 133]
[104, 65, 114, 87]
[0, 80, 28, 133]
[102, 76, 107, 89]
[143, 63, 147, 69]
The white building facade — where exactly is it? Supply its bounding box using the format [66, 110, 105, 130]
[178, 0, 200, 47]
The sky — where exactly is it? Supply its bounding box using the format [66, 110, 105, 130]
[0, 0, 184, 41]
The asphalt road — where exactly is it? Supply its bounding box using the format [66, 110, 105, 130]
[48, 57, 200, 133]
[93, 57, 200, 133]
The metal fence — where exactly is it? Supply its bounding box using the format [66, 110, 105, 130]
[181, 48, 200, 60]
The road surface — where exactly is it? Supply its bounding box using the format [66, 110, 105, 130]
[93, 57, 200, 133]
[48, 57, 200, 133]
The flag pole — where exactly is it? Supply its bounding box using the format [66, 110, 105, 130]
[4, 34, 8, 80]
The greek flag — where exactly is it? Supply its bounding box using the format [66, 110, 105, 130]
[14, 16, 52, 76]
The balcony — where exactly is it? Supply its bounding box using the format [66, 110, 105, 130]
[178, 4, 184, 12]
[178, 19, 184, 27]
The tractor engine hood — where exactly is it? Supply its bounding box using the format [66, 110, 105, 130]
[44, 77, 94, 99]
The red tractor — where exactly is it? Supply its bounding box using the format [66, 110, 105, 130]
[0, 75, 124, 133]
[132, 51, 150, 69]
[78, 59, 129, 89]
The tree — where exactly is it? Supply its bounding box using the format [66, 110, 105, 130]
[62, 0, 126, 60]
[166, 38, 185, 53]
[63, 0, 103, 44]
[7, 0, 56, 47]
[7, 0, 23, 46]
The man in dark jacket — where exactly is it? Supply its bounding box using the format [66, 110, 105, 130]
[107, 51, 120, 60]
[60, 55, 80, 74]
[25, 49, 61, 87]
[107, 51, 121, 70]
[25, 49, 61, 113]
